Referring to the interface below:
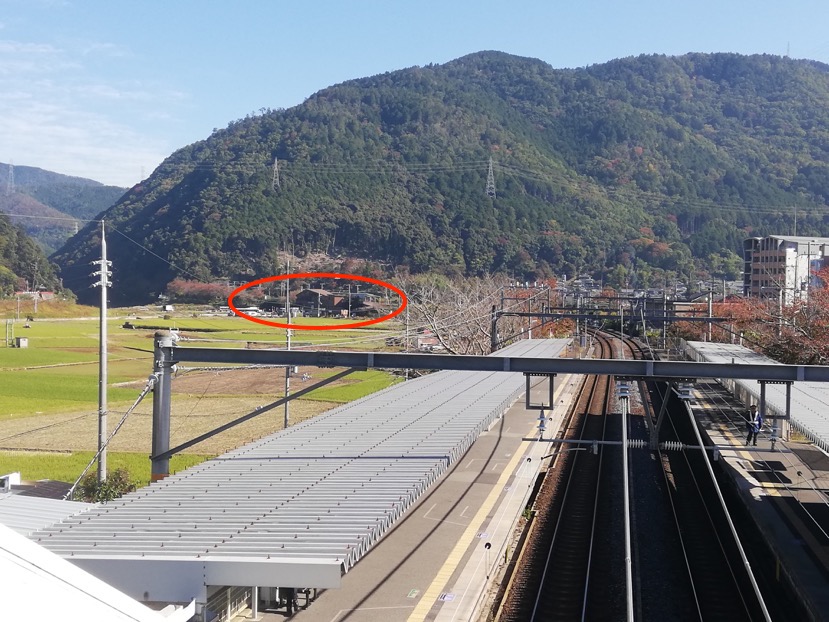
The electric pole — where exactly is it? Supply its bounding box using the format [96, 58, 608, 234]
[91, 221, 112, 483]
[284, 259, 291, 429]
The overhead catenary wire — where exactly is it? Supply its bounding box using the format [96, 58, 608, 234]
[64, 375, 156, 500]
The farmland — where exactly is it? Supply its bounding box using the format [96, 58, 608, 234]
[0, 302, 402, 485]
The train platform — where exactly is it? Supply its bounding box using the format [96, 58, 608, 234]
[285, 364, 584, 621]
[239, 337, 829, 621]
[689, 379, 829, 620]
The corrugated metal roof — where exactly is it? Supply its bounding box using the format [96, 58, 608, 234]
[685, 341, 829, 451]
[30, 339, 568, 597]
[0, 492, 96, 535]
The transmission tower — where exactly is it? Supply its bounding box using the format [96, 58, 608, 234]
[271, 157, 281, 191]
[485, 157, 496, 198]
[6, 161, 14, 195]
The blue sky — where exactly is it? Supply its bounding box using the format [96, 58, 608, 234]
[2, 0, 829, 187]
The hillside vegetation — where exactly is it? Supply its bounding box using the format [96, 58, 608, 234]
[51, 51, 829, 304]
[0, 214, 60, 296]
[0, 163, 125, 254]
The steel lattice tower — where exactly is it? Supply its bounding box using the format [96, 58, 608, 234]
[485, 157, 496, 198]
[6, 162, 14, 195]
[272, 157, 281, 190]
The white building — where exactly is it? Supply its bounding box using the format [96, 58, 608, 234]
[743, 235, 829, 304]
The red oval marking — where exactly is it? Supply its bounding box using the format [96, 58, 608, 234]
[227, 272, 408, 330]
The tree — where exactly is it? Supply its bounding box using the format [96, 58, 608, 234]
[75, 468, 136, 503]
[707, 249, 742, 280]
[762, 267, 829, 364]
[396, 273, 563, 354]
[668, 268, 829, 365]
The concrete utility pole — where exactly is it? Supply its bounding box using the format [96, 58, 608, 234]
[708, 288, 713, 341]
[91, 221, 112, 483]
[284, 262, 291, 430]
[151, 333, 174, 482]
[404, 295, 410, 380]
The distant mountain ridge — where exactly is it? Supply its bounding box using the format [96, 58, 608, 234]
[0, 163, 125, 254]
[50, 51, 829, 304]
[0, 213, 59, 296]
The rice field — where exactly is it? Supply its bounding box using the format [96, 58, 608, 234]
[0, 450, 209, 485]
[0, 302, 403, 484]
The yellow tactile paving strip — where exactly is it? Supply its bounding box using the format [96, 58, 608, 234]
[407, 376, 570, 621]
[406, 424, 533, 621]
[699, 399, 786, 493]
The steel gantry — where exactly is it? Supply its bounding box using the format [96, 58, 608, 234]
[151, 333, 829, 480]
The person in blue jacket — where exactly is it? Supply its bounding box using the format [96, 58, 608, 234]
[746, 404, 763, 446]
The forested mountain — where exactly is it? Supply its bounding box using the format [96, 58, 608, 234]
[0, 163, 126, 254]
[52, 51, 829, 304]
[0, 214, 59, 296]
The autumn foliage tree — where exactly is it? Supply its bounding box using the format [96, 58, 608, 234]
[165, 278, 265, 305]
[668, 267, 829, 364]
[762, 267, 829, 364]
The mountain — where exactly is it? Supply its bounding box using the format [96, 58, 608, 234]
[0, 213, 59, 296]
[52, 51, 829, 305]
[0, 163, 126, 254]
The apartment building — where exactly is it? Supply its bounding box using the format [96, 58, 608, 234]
[743, 235, 829, 303]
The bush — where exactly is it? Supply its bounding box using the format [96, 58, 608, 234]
[75, 467, 136, 502]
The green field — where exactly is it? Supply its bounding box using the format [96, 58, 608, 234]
[0, 302, 403, 483]
[2, 307, 400, 416]
[305, 370, 399, 402]
[0, 451, 210, 485]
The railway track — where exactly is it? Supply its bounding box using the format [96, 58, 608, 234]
[495, 332, 620, 621]
[492, 331, 772, 621]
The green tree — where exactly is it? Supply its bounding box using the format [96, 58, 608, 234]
[75, 468, 136, 503]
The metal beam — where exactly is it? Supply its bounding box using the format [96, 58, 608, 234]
[151, 367, 358, 464]
[160, 345, 829, 382]
[498, 311, 728, 322]
[525, 373, 555, 410]
[535, 437, 792, 454]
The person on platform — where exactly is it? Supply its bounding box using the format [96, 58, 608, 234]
[746, 404, 763, 446]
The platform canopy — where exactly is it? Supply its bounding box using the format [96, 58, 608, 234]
[30, 339, 567, 604]
[686, 341, 829, 452]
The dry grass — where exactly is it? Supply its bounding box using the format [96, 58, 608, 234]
[0, 398, 332, 455]
[0, 366, 368, 456]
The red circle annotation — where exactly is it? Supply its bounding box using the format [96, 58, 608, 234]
[227, 272, 408, 330]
